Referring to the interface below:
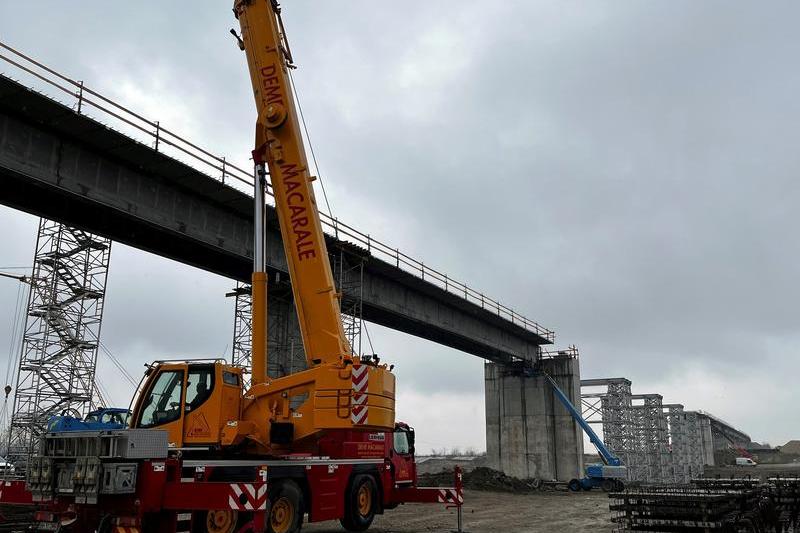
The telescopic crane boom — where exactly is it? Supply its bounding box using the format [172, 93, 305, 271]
[235, 0, 351, 379]
[128, 1, 396, 455]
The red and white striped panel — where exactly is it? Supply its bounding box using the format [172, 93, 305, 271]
[351, 365, 369, 425]
[436, 488, 463, 505]
[228, 483, 268, 511]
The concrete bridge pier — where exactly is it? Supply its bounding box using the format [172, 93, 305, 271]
[484, 353, 584, 481]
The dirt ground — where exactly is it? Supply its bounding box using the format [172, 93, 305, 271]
[304, 490, 613, 533]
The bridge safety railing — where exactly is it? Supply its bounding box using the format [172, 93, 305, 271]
[0, 41, 555, 342]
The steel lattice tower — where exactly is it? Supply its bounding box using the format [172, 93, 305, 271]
[665, 404, 688, 483]
[5, 219, 111, 472]
[332, 247, 365, 356]
[229, 282, 254, 389]
[684, 411, 705, 479]
[631, 394, 670, 483]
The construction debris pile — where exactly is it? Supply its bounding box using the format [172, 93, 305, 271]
[418, 467, 542, 493]
[609, 478, 799, 532]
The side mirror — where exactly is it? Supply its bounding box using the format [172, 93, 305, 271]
[407, 429, 416, 456]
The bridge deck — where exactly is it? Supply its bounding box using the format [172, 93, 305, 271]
[0, 73, 552, 363]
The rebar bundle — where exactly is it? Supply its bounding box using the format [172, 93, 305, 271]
[610, 478, 800, 532]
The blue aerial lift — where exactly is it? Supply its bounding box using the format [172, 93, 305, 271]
[542, 373, 627, 492]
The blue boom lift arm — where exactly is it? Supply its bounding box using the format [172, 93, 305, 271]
[542, 374, 621, 467]
[540, 372, 627, 491]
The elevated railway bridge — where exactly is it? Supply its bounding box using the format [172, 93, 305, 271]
[0, 43, 585, 481]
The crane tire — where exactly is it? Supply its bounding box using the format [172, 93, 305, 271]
[268, 479, 304, 533]
[568, 478, 582, 492]
[340, 474, 378, 532]
[601, 478, 616, 492]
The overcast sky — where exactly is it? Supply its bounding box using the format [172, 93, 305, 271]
[1, 1, 798, 452]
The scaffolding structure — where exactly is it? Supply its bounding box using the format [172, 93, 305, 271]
[684, 410, 705, 479]
[665, 404, 690, 483]
[631, 394, 671, 484]
[229, 282, 253, 389]
[581, 380, 710, 484]
[5, 220, 111, 473]
[581, 378, 642, 482]
[230, 245, 367, 384]
[332, 247, 365, 356]
[265, 274, 306, 378]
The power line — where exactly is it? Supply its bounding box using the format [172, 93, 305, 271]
[97, 341, 137, 388]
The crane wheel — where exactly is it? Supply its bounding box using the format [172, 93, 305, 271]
[203, 510, 238, 533]
[268, 479, 304, 533]
[601, 478, 616, 492]
[340, 474, 378, 532]
[568, 479, 582, 492]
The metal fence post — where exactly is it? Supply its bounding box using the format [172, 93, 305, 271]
[76, 81, 85, 114]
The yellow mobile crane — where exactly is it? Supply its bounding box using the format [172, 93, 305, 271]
[128, 0, 396, 455]
[14, 3, 464, 532]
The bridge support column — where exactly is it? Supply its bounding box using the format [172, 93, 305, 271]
[484, 353, 584, 481]
[699, 415, 715, 466]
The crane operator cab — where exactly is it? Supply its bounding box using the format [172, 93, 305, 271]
[130, 360, 243, 449]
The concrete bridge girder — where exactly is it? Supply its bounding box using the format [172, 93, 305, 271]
[0, 74, 550, 364]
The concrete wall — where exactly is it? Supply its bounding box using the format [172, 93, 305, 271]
[485, 355, 584, 481]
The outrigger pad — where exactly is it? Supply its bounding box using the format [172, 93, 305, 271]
[270, 422, 294, 445]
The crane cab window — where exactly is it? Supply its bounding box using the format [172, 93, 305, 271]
[185, 367, 214, 412]
[138, 370, 184, 428]
[394, 431, 410, 455]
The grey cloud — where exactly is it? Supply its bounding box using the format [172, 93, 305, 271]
[1, 1, 798, 445]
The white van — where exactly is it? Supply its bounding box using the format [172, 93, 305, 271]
[735, 457, 757, 466]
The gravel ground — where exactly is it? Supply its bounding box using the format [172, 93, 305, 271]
[304, 489, 613, 533]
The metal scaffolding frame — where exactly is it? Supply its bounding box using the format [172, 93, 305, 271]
[581, 378, 712, 484]
[631, 394, 670, 484]
[5, 219, 111, 472]
[684, 410, 705, 479]
[332, 247, 365, 356]
[228, 282, 253, 389]
[230, 244, 368, 385]
[580, 378, 641, 482]
[665, 403, 690, 483]
[264, 274, 305, 378]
